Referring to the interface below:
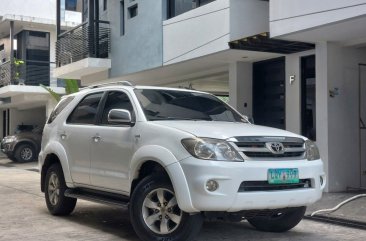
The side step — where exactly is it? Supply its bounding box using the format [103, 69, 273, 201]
[64, 188, 129, 208]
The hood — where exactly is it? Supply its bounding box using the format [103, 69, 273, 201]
[152, 121, 303, 140]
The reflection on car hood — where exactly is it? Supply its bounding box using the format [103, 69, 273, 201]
[152, 121, 303, 140]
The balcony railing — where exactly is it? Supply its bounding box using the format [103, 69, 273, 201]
[0, 60, 53, 87]
[56, 20, 111, 67]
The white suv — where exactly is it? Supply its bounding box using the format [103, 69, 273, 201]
[39, 82, 326, 241]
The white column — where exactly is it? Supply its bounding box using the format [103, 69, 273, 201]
[228, 62, 252, 117]
[316, 42, 366, 191]
[315, 42, 330, 192]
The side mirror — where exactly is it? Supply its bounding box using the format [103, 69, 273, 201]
[108, 109, 133, 125]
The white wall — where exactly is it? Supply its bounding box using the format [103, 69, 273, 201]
[9, 107, 46, 134]
[316, 42, 366, 191]
[285, 50, 315, 134]
[229, 62, 252, 116]
[163, 0, 230, 65]
[270, 0, 366, 37]
[230, 0, 269, 41]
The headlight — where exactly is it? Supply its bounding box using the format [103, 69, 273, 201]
[3, 136, 16, 143]
[305, 140, 320, 161]
[181, 138, 243, 162]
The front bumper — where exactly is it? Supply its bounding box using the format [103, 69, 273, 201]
[175, 157, 325, 212]
[1, 141, 15, 155]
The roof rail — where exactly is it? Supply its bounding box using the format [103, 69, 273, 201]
[80, 81, 134, 90]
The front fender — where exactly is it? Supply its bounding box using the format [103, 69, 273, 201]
[39, 141, 74, 188]
[129, 145, 197, 213]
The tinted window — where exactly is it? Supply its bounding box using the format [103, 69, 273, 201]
[168, 0, 216, 18]
[47, 96, 75, 124]
[134, 89, 246, 122]
[101, 91, 134, 125]
[67, 92, 103, 124]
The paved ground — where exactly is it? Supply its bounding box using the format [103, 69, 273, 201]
[1, 157, 366, 241]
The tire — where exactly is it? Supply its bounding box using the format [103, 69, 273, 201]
[45, 163, 77, 216]
[247, 207, 306, 232]
[7, 155, 16, 162]
[14, 143, 36, 163]
[130, 175, 203, 241]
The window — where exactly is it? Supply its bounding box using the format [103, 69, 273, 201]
[101, 91, 134, 125]
[134, 89, 246, 122]
[103, 0, 107, 11]
[47, 96, 75, 124]
[67, 92, 104, 124]
[168, 0, 215, 18]
[120, 1, 125, 35]
[128, 4, 138, 18]
[65, 0, 77, 11]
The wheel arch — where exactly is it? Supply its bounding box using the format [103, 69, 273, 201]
[14, 140, 37, 153]
[129, 145, 197, 213]
[40, 141, 74, 192]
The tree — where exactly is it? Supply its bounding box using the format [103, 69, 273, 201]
[41, 79, 79, 102]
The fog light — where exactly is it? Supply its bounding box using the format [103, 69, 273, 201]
[320, 176, 324, 186]
[206, 180, 219, 192]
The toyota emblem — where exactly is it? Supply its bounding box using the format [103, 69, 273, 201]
[265, 142, 285, 154]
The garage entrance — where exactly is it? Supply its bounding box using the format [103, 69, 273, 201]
[253, 57, 286, 129]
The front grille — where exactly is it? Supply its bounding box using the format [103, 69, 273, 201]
[232, 136, 305, 160]
[243, 151, 304, 158]
[238, 179, 312, 192]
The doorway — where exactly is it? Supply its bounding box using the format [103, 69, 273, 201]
[301, 55, 316, 141]
[253, 57, 286, 129]
[359, 64, 366, 188]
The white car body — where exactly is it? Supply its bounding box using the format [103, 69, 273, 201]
[39, 84, 326, 240]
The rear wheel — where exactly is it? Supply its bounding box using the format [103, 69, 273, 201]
[130, 175, 203, 241]
[45, 163, 77, 215]
[247, 207, 306, 232]
[14, 144, 36, 162]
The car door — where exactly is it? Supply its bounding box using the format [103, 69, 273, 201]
[90, 90, 136, 192]
[61, 91, 104, 185]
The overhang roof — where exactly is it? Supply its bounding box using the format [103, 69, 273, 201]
[229, 32, 315, 54]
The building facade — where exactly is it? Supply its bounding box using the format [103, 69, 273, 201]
[0, 0, 81, 136]
[54, 0, 366, 192]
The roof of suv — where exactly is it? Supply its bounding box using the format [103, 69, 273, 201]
[73, 83, 209, 96]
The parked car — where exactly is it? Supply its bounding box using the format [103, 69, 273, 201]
[39, 82, 326, 241]
[1, 126, 42, 162]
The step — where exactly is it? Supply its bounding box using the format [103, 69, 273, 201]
[64, 188, 129, 208]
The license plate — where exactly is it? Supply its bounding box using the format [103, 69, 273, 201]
[268, 168, 299, 184]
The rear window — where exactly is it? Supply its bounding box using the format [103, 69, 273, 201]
[47, 96, 75, 124]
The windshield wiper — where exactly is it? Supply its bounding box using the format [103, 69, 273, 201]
[150, 116, 210, 121]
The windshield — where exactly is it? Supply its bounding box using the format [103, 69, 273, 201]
[134, 89, 247, 122]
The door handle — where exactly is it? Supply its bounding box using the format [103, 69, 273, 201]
[60, 134, 67, 140]
[92, 135, 101, 143]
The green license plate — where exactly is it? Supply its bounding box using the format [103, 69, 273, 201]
[268, 168, 299, 184]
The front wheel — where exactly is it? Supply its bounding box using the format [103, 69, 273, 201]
[14, 144, 36, 162]
[130, 175, 203, 241]
[247, 207, 306, 232]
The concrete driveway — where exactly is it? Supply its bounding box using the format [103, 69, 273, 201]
[0, 157, 365, 241]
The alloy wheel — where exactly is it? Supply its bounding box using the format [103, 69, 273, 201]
[20, 147, 33, 161]
[48, 173, 60, 206]
[142, 188, 182, 234]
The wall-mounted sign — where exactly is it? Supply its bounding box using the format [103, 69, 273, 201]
[289, 75, 296, 85]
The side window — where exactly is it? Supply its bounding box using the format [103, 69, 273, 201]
[47, 96, 75, 124]
[101, 91, 134, 125]
[67, 92, 104, 125]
